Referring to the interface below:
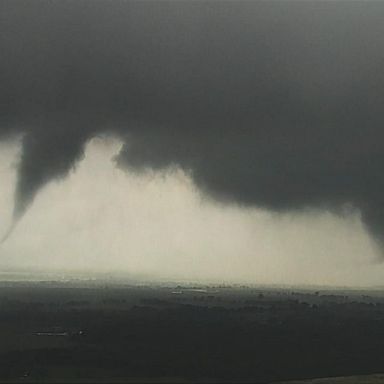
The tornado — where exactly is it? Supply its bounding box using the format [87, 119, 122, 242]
[2, 1, 384, 251]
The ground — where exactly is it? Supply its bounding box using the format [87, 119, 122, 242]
[1, 279, 384, 383]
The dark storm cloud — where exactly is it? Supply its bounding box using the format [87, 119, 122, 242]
[2, 1, 384, 245]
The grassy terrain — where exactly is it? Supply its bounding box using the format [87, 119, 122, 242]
[1, 281, 384, 383]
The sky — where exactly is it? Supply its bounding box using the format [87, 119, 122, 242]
[1, 1, 384, 286]
[0, 136, 382, 286]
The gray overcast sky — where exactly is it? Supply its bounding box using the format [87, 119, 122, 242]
[0, 136, 381, 287]
[1, 1, 384, 285]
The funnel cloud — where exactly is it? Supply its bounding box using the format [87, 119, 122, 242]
[2, 1, 384, 246]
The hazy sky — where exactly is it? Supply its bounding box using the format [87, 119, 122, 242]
[0, 136, 382, 286]
[1, 1, 384, 286]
